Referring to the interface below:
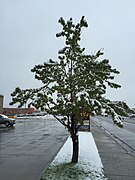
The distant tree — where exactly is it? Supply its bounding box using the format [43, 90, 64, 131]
[110, 101, 135, 117]
[10, 16, 123, 163]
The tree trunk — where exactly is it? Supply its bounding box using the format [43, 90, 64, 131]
[71, 134, 79, 163]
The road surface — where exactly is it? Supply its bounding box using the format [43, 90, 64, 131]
[0, 117, 68, 180]
[92, 116, 135, 154]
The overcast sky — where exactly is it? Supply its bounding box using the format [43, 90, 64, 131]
[0, 0, 135, 108]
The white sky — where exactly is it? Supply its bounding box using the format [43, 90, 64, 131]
[0, 0, 135, 108]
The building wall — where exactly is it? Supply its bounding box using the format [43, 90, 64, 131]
[3, 108, 35, 116]
[0, 95, 4, 114]
[0, 95, 35, 116]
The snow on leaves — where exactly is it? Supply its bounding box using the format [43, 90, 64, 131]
[10, 16, 123, 127]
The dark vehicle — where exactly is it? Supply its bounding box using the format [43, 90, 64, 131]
[0, 114, 16, 127]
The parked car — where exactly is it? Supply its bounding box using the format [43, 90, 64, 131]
[0, 114, 16, 127]
[101, 113, 108, 117]
[129, 114, 135, 118]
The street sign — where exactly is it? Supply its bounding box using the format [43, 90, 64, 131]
[77, 112, 90, 132]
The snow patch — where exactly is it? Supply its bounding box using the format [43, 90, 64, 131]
[41, 132, 107, 180]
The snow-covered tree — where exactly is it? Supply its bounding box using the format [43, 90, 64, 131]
[10, 16, 123, 163]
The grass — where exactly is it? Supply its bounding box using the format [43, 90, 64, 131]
[41, 162, 85, 180]
[40, 162, 106, 180]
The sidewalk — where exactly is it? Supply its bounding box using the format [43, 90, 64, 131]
[91, 121, 135, 180]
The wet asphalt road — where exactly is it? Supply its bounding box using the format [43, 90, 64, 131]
[0, 117, 68, 180]
[92, 116, 135, 153]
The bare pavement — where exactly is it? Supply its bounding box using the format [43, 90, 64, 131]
[0, 118, 68, 180]
[0, 116, 135, 180]
[91, 116, 135, 180]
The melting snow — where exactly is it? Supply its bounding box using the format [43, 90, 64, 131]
[41, 132, 107, 180]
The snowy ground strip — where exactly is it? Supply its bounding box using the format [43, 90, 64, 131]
[41, 132, 107, 180]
